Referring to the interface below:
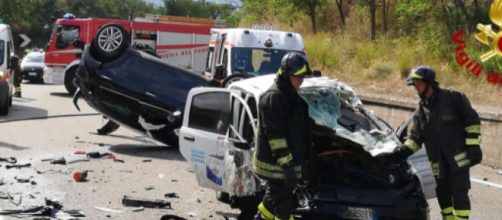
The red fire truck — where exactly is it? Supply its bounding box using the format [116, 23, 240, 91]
[44, 13, 220, 94]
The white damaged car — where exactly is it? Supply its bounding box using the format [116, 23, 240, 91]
[179, 75, 434, 220]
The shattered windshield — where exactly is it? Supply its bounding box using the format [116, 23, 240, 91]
[299, 83, 401, 156]
[231, 47, 305, 76]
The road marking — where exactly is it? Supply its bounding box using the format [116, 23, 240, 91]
[471, 178, 502, 189]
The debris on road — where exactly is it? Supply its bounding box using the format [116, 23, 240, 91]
[142, 159, 152, 163]
[122, 195, 171, 208]
[68, 158, 90, 164]
[94, 206, 124, 214]
[73, 171, 89, 182]
[497, 170, 502, 175]
[164, 192, 179, 198]
[113, 159, 125, 163]
[0, 157, 17, 164]
[161, 214, 187, 220]
[74, 150, 86, 155]
[145, 186, 155, 191]
[5, 163, 31, 169]
[87, 151, 114, 159]
[41, 157, 67, 165]
[14, 176, 32, 183]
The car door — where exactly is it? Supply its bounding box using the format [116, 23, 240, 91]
[180, 87, 258, 194]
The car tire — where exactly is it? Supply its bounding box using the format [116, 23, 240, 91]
[64, 66, 79, 95]
[0, 93, 9, 115]
[91, 24, 130, 62]
[221, 74, 250, 88]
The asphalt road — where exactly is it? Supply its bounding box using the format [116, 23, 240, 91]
[1, 83, 502, 220]
[0, 83, 238, 220]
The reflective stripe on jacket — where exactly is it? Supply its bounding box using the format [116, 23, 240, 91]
[253, 80, 310, 181]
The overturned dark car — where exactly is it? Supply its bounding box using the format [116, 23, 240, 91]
[76, 24, 211, 147]
[77, 24, 435, 219]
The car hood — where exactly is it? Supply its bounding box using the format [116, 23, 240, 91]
[230, 75, 401, 157]
[21, 62, 45, 69]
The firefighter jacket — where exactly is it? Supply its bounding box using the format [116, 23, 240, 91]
[404, 88, 481, 177]
[253, 78, 311, 181]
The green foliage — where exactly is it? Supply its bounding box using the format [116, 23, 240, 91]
[163, 0, 235, 19]
[304, 33, 341, 70]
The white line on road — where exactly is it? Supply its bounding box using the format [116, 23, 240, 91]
[471, 178, 502, 189]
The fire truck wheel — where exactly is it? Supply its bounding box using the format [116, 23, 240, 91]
[221, 74, 250, 88]
[91, 24, 129, 62]
[64, 66, 79, 95]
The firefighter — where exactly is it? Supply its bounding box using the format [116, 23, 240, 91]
[398, 66, 482, 220]
[10, 55, 22, 97]
[253, 52, 312, 220]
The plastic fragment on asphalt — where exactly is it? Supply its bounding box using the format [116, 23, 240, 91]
[164, 193, 179, 198]
[94, 206, 125, 213]
[122, 195, 171, 208]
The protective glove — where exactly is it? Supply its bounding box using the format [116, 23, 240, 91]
[283, 166, 298, 192]
[467, 145, 482, 165]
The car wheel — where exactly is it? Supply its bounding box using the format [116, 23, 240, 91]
[221, 74, 250, 88]
[0, 93, 9, 115]
[64, 67, 79, 95]
[91, 24, 129, 62]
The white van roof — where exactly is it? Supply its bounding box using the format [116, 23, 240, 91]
[210, 28, 304, 51]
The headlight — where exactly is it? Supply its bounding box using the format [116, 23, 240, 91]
[0, 71, 4, 78]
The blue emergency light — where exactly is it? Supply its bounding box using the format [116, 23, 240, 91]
[63, 13, 75, 20]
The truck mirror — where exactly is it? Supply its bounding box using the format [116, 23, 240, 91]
[72, 40, 84, 50]
[313, 70, 322, 77]
[213, 65, 226, 80]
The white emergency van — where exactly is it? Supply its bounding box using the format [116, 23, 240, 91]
[205, 28, 305, 87]
[0, 22, 15, 114]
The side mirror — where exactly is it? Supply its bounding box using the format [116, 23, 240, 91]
[313, 70, 322, 77]
[72, 40, 84, 50]
[228, 138, 251, 150]
[213, 65, 226, 80]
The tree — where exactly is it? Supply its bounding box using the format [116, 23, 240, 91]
[291, 0, 332, 33]
[369, 0, 376, 40]
[335, 0, 346, 27]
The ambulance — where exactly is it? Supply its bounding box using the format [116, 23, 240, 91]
[204, 27, 305, 87]
[0, 21, 15, 114]
[44, 13, 222, 94]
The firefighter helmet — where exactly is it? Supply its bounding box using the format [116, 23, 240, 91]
[406, 66, 438, 86]
[279, 52, 311, 77]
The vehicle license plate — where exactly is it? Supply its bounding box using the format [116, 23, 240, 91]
[340, 207, 374, 220]
[29, 72, 37, 76]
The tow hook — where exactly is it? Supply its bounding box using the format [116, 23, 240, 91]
[73, 87, 82, 111]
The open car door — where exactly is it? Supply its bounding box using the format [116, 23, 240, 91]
[179, 87, 259, 196]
